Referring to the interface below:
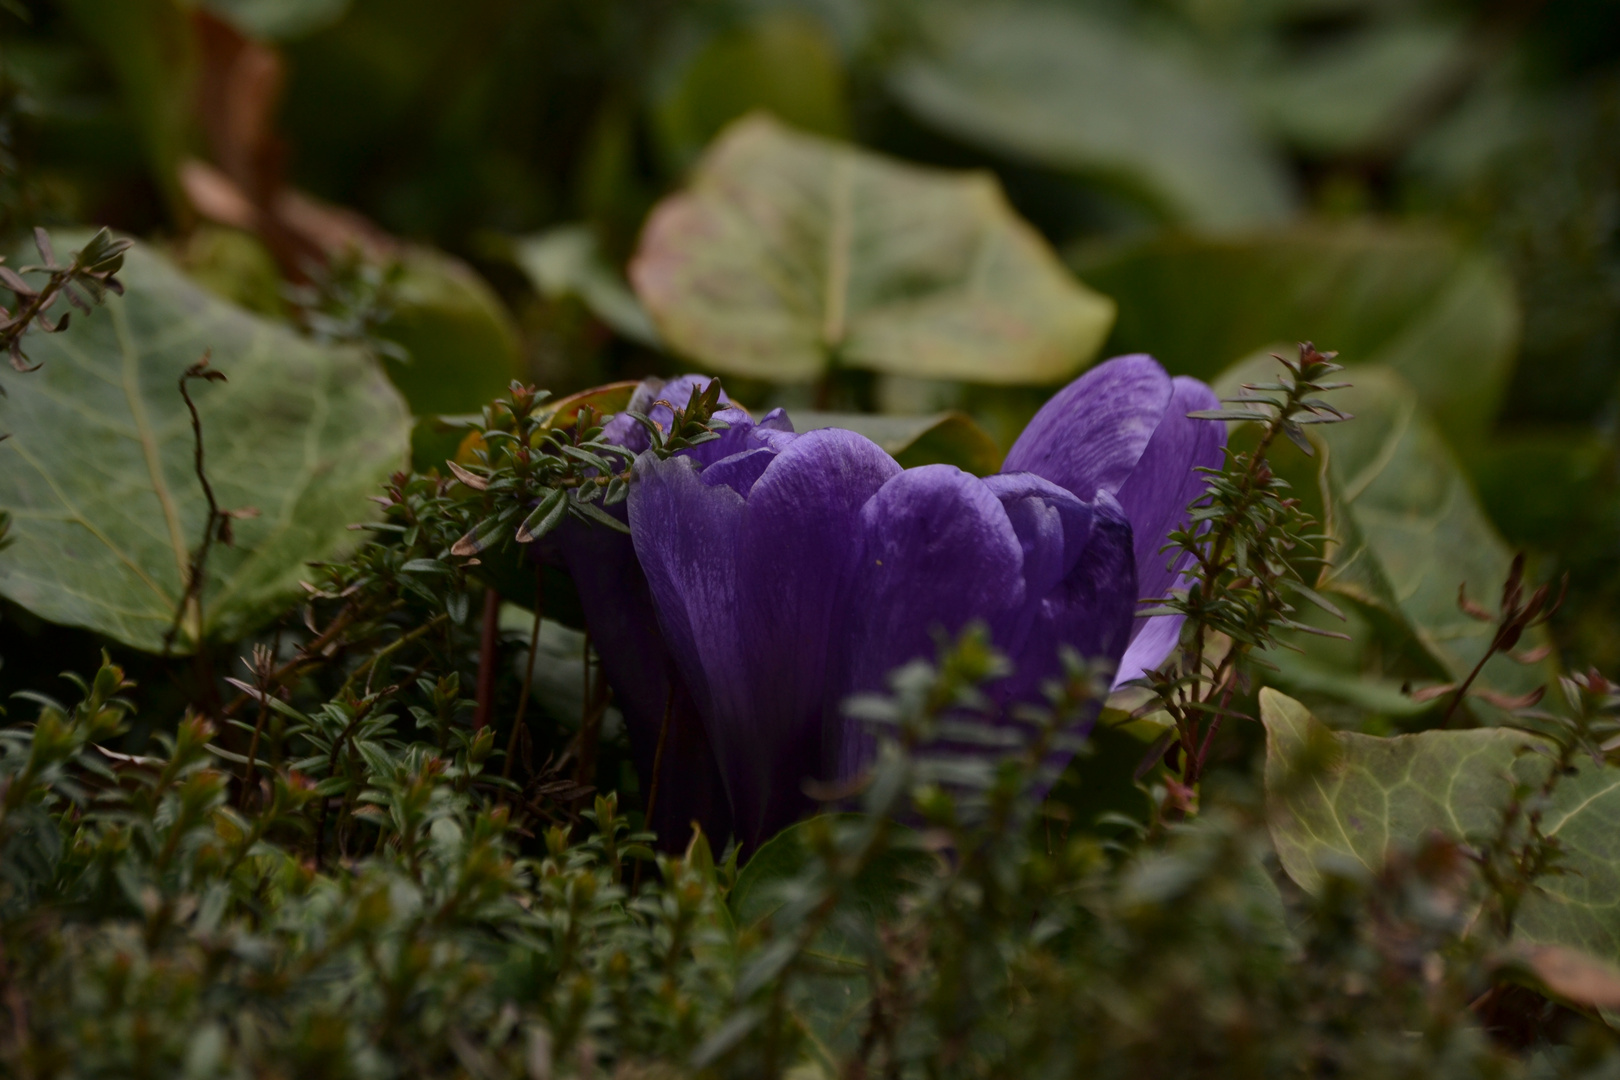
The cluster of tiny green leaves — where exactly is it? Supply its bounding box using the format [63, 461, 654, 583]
[449, 377, 728, 553]
[12, 636, 1620, 1078]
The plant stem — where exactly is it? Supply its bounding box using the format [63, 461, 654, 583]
[472, 587, 500, 731]
[501, 571, 544, 785]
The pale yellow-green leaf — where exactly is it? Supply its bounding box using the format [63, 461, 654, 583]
[630, 114, 1115, 385]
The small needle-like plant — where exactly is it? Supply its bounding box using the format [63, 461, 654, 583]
[1132, 343, 1352, 819]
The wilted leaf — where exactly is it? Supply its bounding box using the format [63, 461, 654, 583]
[789, 410, 1002, 476]
[1261, 690, 1620, 965]
[1076, 226, 1520, 445]
[1314, 367, 1551, 715]
[375, 247, 524, 416]
[1505, 944, 1620, 1011]
[889, 3, 1297, 230]
[514, 225, 660, 347]
[630, 114, 1115, 385]
[0, 234, 409, 653]
[651, 12, 849, 172]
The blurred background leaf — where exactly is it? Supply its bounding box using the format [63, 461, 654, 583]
[788, 409, 1001, 475]
[889, 2, 1299, 230]
[1075, 226, 1520, 447]
[630, 113, 1115, 385]
[374, 246, 523, 416]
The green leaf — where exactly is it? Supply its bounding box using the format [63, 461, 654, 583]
[0, 234, 410, 653]
[513, 225, 660, 348]
[650, 11, 850, 172]
[888, 3, 1297, 230]
[1246, 21, 1467, 156]
[1076, 226, 1521, 445]
[788, 410, 1002, 476]
[630, 113, 1115, 385]
[1260, 690, 1620, 965]
[1313, 367, 1551, 716]
[375, 247, 524, 416]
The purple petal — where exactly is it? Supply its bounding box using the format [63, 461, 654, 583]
[549, 516, 733, 849]
[600, 373, 738, 454]
[1116, 608, 1185, 691]
[984, 472, 1096, 600]
[1112, 376, 1226, 686]
[983, 479, 1135, 706]
[1002, 354, 1171, 500]
[1022, 492, 1136, 690]
[630, 430, 900, 849]
[834, 465, 1029, 778]
[701, 447, 777, 496]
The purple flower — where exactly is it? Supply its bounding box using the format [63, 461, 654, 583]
[1003, 354, 1226, 689]
[539, 376, 759, 849]
[627, 404, 1139, 850]
[564, 358, 1221, 851]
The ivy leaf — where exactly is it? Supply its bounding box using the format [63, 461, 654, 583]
[0, 234, 410, 653]
[1076, 226, 1520, 446]
[1261, 689, 1620, 966]
[789, 410, 1002, 476]
[889, 3, 1297, 230]
[629, 113, 1115, 385]
[1312, 367, 1551, 716]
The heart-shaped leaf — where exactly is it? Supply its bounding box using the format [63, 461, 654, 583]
[629, 113, 1115, 385]
[1076, 226, 1520, 445]
[1261, 690, 1620, 966]
[0, 234, 410, 653]
[889, 3, 1297, 230]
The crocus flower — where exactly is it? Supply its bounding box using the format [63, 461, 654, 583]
[1002, 354, 1226, 689]
[627, 405, 1138, 850]
[565, 357, 1221, 852]
[538, 376, 761, 849]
